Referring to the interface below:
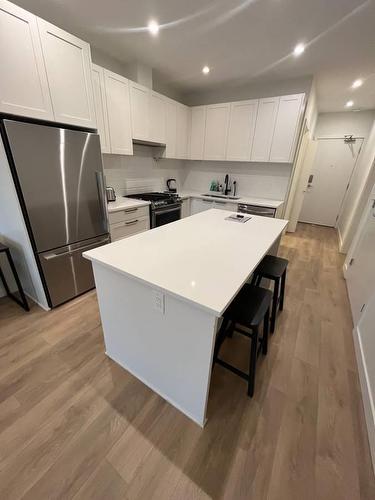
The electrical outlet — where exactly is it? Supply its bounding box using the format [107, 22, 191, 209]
[153, 290, 165, 314]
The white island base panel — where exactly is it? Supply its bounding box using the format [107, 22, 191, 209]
[93, 263, 219, 427]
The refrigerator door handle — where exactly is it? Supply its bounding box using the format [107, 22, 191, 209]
[95, 171, 109, 233]
[42, 236, 110, 260]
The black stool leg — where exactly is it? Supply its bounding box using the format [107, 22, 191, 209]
[271, 277, 279, 333]
[214, 318, 230, 359]
[248, 326, 258, 397]
[262, 308, 270, 355]
[279, 269, 286, 312]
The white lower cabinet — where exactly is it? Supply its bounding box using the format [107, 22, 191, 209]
[108, 206, 150, 241]
[190, 198, 237, 215]
[181, 199, 191, 218]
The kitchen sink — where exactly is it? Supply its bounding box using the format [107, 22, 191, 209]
[202, 193, 240, 200]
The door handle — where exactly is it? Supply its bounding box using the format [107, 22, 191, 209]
[95, 171, 109, 232]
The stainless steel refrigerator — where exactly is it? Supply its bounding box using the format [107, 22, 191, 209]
[1, 118, 110, 308]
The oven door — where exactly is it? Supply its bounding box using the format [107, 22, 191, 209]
[152, 204, 181, 228]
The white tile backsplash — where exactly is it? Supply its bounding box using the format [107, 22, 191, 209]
[103, 145, 291, 200]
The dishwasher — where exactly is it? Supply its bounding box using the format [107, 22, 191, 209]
[237, 203, 276, 218]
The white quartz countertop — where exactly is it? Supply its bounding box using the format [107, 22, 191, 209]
[84, 209, 288, 316]
[107, 197, 150, 213]
[178, 191, 284, 209]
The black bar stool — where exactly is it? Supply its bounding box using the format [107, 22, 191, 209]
[214, 285, 272, 397]
[0, 243, 29, 311]
[252, 255, 288, 333]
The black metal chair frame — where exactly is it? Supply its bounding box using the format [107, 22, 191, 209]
[0, 245, 29, 311]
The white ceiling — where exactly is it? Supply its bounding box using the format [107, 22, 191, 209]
[13, 0, 375, 111]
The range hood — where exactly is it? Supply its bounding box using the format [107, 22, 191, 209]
[133, 138, 166, 148]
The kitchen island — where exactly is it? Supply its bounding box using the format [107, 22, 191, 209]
[84, 209, 288, 426]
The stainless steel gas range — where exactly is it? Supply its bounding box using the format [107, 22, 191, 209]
[126, 192, 182, 228]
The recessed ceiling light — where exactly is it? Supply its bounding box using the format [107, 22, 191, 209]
[202, 66, 210, 74]
[148, 20, 159, 36]
[346, 100, 354, 108]
[293, 43, 305, 57]
[351, 79, 363, 89]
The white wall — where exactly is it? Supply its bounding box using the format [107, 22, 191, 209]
[315, 111, 375, 138]
[181, 161, 291, 200]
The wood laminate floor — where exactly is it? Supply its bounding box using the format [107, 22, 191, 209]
[0, 223, 374, 499]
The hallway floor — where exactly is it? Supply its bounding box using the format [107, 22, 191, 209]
[0, 223, 374, 499]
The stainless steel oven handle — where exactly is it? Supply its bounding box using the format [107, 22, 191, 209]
[153, 205, 181, 215]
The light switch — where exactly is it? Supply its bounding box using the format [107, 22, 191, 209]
[153, 290, 165, 314]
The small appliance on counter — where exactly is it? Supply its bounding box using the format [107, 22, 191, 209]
[166, 178, 177, 193]
[105, 186, 116, 202]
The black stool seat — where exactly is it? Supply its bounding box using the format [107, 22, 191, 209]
[224, 284, 272, 326]
[252, 254, 288, 333]
[214, 285, 272, 397]
[255, 254, 288, 279]
[0, 243, 29, 311]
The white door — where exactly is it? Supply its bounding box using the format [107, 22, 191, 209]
[165, 99, 177, 158]
[149, 92, 166, 144]
[226, 100, 258, 161]
[0, 0, 54, 120]
[37, 19, 96, 128]
[299, 138, 363, 226]
[189, 106, 206, 160]
[251, 97, 279, 162]
[104, 70, 133, 155]
[130, 82, 149, 141]
[270, 94, 304, 163]
[92, 64, 110, 153]
[176, 104, 190, 159]
[204, 103, 230, 160]
[346, 197, 375, 323]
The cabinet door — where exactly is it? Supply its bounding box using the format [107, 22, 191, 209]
[0, 0, 53, 120]
[226, 100, 258, 161]
[190, 198, 213, 215]
[189, 106, 206, 160]
[204, 103, 230, 160]
[270, 94, 304, 163]
[92, 64, 110, 153]
[130, 82, 149, 141]
[213, 201, 237, 211]
[176, 104, 190, 159]
[149, 92, 166, 144]
[165, 99, 177, 158]
[37, 18, 96, 128]
[181, 199, 191, 218]
[104, 70, 133, 155]
[251, 97, 279, 162]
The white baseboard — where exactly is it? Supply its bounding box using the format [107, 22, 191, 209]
[352, 325, 375, 474]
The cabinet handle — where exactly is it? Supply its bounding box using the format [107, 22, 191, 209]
[124, 208, 138, 213]
[125, 219, 139, 226]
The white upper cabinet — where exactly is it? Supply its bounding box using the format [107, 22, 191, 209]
[149, 92, 166, 144]
[104, 69, 133, 155]
[251, 97, 279, 162]
[176, 104, 190, 159]
[37, 18, 96, 128]
[0, 0, 53, 120]
[270, 93, 304, 163]
[92, 64, 110, 153]
[204, 103, 230, 161]
[226, 100, 258, 161]
[189, 106, 206, 160]
[165, 99, 177, 158]
[130, 82, 149, 141]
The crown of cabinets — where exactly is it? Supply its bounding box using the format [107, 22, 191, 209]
[0, 0, 96, 128]
[189, 94, 304, 163]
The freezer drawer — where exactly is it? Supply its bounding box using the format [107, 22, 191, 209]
[39, 235, 110, 307]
